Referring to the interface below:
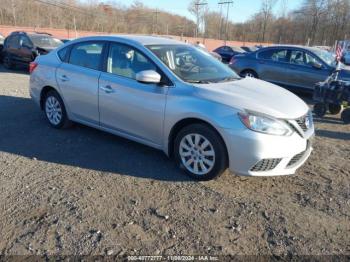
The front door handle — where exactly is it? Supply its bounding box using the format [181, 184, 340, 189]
[100, 85, 114, 94]
[59, 75, 69, 82]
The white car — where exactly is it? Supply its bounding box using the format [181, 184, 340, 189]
[29, 35, 314, 180]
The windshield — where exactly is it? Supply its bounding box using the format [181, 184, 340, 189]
[232, 46, 246, 53]
[311, 48, 336, 67]
[147, 45, 240, 83]
[29, 35, 63, 48]
[0, 35, 4, 44]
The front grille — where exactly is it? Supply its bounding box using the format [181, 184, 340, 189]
[287, 151, 305, 167]
[250, 158, 282, 172]
[295, 116, 308, 132]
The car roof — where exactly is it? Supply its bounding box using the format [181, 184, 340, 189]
[71, 35, 186, 46]
[260, 45, 321, 53]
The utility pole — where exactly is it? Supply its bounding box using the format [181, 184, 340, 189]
[11, 0, 17, 26]
[152, 9, 159, 35]
[218, 1, 233, 45]
[218, 3, 223, 39]
[194, 1, 207, 38]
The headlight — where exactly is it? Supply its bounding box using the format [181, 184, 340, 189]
[238, 111, 293, 136]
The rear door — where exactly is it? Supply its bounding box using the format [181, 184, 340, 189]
[286, 49, 330, 90]
[256, 48, 290, 86]
[6, 35, 20, 61]
[56, 41, 105, 124]
[98, 42, 168, 146]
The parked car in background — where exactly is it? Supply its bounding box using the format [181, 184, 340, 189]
[30, 35, 314, 180]
[2, 31, 63, 69]
[230, 45, 350, 91]
[192, 43, 222, 62]
[213, 45, 246, 63]
[241, 46, 258, 53]
[0, 33, 5, 62]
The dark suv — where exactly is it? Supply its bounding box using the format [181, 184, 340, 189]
[2, 31, 63, 69]
[0, 33, 5, 62]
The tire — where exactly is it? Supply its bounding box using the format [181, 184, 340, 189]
[174, 123, 228, 181]
[313, 103, 327, 117]
[3, 54, 14, 69]
[341, 108, 350, 124]
[241, 70, 258, 78]
[328, 103, 343, 115]
[44, 90, 72, 129]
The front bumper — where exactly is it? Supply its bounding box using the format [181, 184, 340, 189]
[219, 126, 314, 177]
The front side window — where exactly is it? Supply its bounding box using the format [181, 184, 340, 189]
[19, 36, 32, 48]
[69, 42, 104, 70]
[290, 50, 321, 67]
[148, 45, 240, 83]
[107, 43, 157, 79]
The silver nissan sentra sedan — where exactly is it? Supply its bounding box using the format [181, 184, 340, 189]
[29, 35, 314, 180]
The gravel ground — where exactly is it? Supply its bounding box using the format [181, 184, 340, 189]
[0, 65, 349, 258]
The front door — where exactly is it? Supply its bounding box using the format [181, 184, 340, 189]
[56, 41, 105, 124]
[98, 42, 168, 146]
[287, 50, 330, 90]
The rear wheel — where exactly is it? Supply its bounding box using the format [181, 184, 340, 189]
[341, 108, 350, 124]
[174, 123, 228, 181]
[241, 70, 258, 78]
[328, 103, 343, 115]
[3, 54, 14, 69]
[44, 90, 72, 129]
[313, 103, 327, 117]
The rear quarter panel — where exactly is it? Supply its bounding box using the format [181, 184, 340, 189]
[29, 52, 61, 107]
[230, 57, 258, 76]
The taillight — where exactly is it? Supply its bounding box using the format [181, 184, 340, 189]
[29, 62, 38, 74]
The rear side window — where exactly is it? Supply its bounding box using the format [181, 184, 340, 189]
[69, 42, 104, 70]
[258, 49, 288, 62]
[6, 35, 19, 48]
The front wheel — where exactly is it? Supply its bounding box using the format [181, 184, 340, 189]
[241, 70, 258, 78]
[341, 108, 350, 124]
[328, 103, 343, 115]
[174, 124, 228, 181]
[313, 103, 327, 117]
[44, 91, 72, 129]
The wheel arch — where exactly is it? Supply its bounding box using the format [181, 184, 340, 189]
[40, 86, 59, 110]
[167, 118, 229, 162]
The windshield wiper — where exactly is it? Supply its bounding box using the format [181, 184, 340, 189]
[186, 80, 212, 84]
[215, 77, 241, 83]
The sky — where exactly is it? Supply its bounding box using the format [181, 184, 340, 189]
[93, 0, 304, 23]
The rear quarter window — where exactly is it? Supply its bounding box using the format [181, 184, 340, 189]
[58, 47, 69, 62]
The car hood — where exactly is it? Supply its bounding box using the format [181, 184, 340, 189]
[193, 77, 309, 119]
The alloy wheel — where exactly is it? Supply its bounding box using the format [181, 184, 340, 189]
[179, 133, 216, 176]
[45, 96, 63, 125]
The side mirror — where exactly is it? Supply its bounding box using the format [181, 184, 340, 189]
[136, 70, 161, 84]
[312, 61, 322, 69]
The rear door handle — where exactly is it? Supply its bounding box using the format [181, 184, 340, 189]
[100, 85, 114, 94]
[59, 75, 69, 82]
